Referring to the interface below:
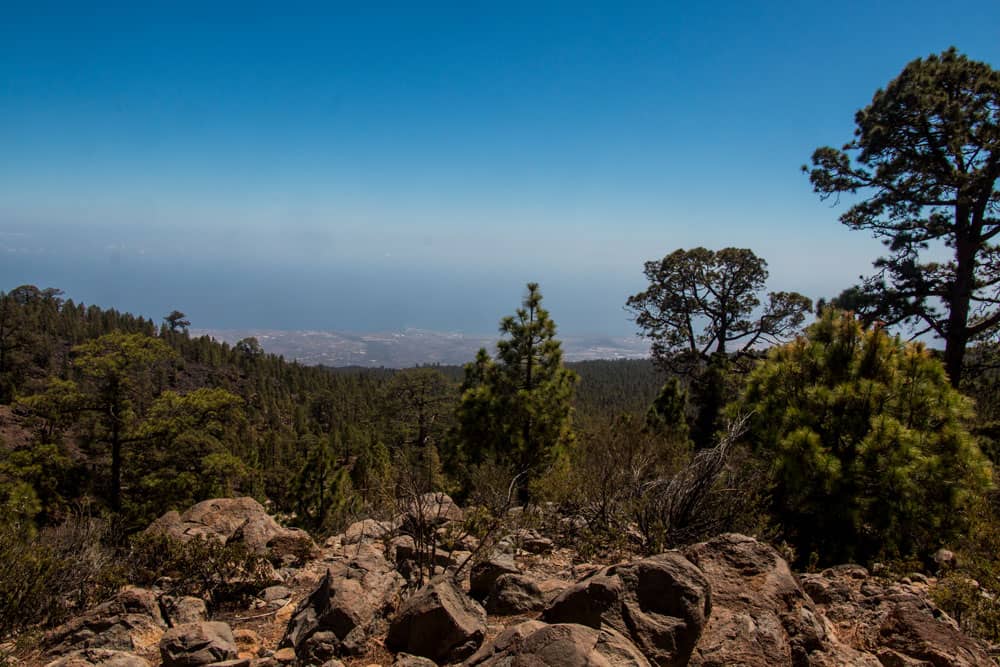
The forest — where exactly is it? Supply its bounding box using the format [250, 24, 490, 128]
[3, 47, 1000, 656]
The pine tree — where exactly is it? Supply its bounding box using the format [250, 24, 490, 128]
[457, 283, 577, 500]
[736, 310, 992, 564]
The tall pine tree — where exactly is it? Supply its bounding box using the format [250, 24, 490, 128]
[457, 283, 577, 500]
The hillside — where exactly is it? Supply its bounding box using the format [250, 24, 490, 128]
[4, 285, 1000, 666]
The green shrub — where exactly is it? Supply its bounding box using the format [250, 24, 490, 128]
[736, 310, 992, 566]
[0, 515, 117, 641]
[929, 492, 1000, 643]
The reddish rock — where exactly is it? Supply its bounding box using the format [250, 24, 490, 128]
[543, 552, 710, 666]
[386, 576, 486, 663]
[158, 621, 238, 666]
[466, 622, 650, 666]
[146, 497, 317, 561]
[281, 546, 404, 661]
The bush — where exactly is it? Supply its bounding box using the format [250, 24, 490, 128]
[930, 491, 1000, 643]
[0, 514, 117, 640]
[122, 532, 272, 605]
[0, 516, 272, 645]
[736, 310, 993, 566]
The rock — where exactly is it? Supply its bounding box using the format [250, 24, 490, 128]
[521, 532, 555, 555]
[386, 576, 487, 663]
[682, 533, 873, 667]
[486, 573, 547, 615]
[280, 546, 404, 660]
[543, 552, 710, 666]
[799, 573, 854, 606]
[44, 649, 152, 667]
[260, 585, 292, 603]
[391, 535, 461, 571]
[391, 535, 417, 561]
[464, 620, 548, 664]
[934, 548, 957, 570]
[146, 497, 317, 562]
[159, 621, 238, 666]
[343, 517, 398, 545]
[403, 492, 464, 530]
[164, 596, 208, 625]
[438, 526, 479, 552]
[393, 653, 438, 667]
[806, 563, 993, 667]
[466, 622, 650, 666]
[233, 628, 264, 658]
[43, 587, 167, 656]
[469, 555, 519, 600]
[272, 647, 296, 663]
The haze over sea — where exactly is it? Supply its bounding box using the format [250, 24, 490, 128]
[3, 2, 999, 340]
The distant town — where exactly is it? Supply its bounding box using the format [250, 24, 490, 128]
[192, 327, 651, 367]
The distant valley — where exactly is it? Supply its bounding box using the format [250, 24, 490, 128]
[190, 327, 650, 367]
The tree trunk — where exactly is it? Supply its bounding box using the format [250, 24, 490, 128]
[945, 216, 975, 388]
[110, 411, 122, 513]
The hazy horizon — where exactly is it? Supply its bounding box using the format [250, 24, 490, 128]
[3, 3, 999, 339]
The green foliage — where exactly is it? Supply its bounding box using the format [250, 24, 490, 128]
[163, 310, 190, 333]
[931, 494, 1000, 643]
[0, 443, 76, 526]
[737, 310, 993, 565]
[542, 413, 689, 539]
[457, 283, 578, 499]
[353, 435, 393, 509]
[806, 48, 1000, 387]
[0, 514, 117, 642]
[569, 358, 663, 418]
[71, 332, 177, 512]
[626, 247, 810, 446]
[292, 434, 359, 535]
[645, 377, 689, 441]
[382, 367, 456, 450]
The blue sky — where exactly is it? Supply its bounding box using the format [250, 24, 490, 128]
[2, 2, 999, 336]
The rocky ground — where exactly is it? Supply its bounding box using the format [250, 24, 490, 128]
[19, 495, 999, 667]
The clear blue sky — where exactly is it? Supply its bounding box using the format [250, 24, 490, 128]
[2, 1, 999, 336]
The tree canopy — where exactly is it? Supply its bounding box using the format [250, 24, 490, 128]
[627, 248, 811, 366]
[626, 247, 811, 446]
[806, 47, 1000, 387]
[164, 310, 190, 333]
[736, 310, 992, 565]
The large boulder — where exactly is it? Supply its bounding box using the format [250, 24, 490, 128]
[43, 587, 167, 657]
[682, 533, 875, 667]
[158, 621, 238, 666]
[402, 492, 464, 531]
[386, 576, 487, 663]
[466, 622, 650, 667]
[396, 491, 465, 540]
[800, 563, 994, 666]
[162, 596, 207, 626]
[281, 545, 404, 661]
[469, 554, 520, 600]
[44, 649, 151, 667]
[543, 552, 710, 666]
[486, 573, 551, 615]
[146, 497, 317, 562]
